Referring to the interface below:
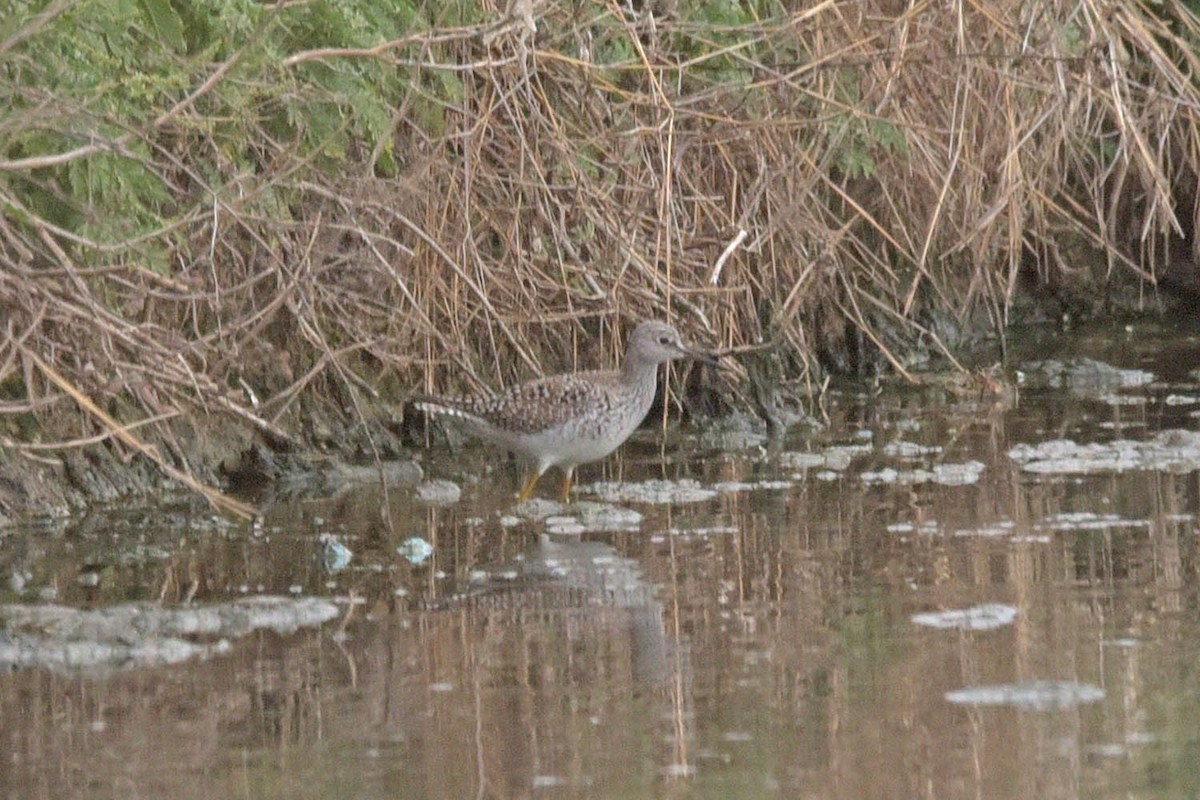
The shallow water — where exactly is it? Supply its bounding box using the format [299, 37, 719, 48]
[5, 319, 1200, 799]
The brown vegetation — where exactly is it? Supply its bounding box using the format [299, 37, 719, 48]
[2, 0, 1200, 514]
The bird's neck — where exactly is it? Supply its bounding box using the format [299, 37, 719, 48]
[621, 357, 660, 389]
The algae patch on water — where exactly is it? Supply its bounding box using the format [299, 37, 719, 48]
[944, 681, 1105, 711]
[0, 596, 339, 673]
[582, 478, 718, 504]
[1010, 430, 1200, 474]
[912, 603, 1018, 631]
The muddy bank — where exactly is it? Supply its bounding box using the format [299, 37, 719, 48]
[0, 344, 767, 522]
[0, 409, 425, 523]
[0, 302, 1188, 524]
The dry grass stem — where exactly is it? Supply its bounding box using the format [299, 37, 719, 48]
[2, 0, 1198, 510]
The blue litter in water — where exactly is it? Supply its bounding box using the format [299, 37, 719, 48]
[320, 536, 353, 572]
[398, 536, 433, 565]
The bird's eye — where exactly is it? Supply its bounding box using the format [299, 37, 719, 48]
[658, 336, 672, 345]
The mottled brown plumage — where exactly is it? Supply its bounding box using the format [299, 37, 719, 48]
[411, 321, 717, 502]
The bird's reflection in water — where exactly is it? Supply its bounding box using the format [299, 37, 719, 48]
[423, 534, 671, 688]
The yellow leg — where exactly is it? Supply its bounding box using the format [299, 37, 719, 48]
[517, 471, 543, 503]
[560, 468, 574, 504]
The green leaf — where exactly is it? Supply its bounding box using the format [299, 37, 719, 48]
[138, 0, 186, 52]
[435, 70, 463, 103]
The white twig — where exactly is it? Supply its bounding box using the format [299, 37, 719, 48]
[709, 228, 747, 285]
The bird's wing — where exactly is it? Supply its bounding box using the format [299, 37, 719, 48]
[415, 372, 619, 434]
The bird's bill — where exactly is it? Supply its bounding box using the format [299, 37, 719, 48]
[682, 346, 723, 367]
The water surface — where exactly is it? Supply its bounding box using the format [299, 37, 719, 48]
[4, 320, 1200, 799]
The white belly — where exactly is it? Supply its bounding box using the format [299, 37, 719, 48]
[508, 425, 629, 470]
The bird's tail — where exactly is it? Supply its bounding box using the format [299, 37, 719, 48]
[407, 394, 485, 424]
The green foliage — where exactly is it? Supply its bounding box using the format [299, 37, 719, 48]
[275, 1, 415, 165]
[2, 0, 195, 261]
[832, 115, 910, 180]
[676, 0, 758, 88]
[815, 65, 909, 180]
[1057, 19, 1086, 56]
[0, 0, 462, 271]
[584, 0, 778, 94]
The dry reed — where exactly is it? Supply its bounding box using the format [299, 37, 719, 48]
[1, 0, 1199, 511]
